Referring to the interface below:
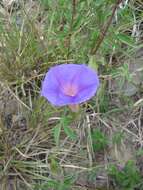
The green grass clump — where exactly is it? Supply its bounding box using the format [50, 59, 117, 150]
[108, 160, 142, 190]
[91, 129, 109, 152]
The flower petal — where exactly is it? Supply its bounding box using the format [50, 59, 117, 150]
[41, 64, 99, 106]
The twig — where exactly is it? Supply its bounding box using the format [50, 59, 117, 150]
[71, 0, 76, 23]
[86, 115, 93, 167]
[66, 0, 77, 58]
[14, 147, 30, 159]
[0, 81, 32, 111]
[91, 0, 123, 55]
[61, 164, 88, 170]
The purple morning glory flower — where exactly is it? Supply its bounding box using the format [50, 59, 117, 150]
[41, 64, 99, 108]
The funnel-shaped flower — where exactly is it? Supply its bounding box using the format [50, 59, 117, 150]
[41, 64, 99, 107]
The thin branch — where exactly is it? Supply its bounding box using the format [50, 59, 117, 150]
[71, 0, 76, 24]
[66, 0, 77, 58]
[91, 0, 123, 55]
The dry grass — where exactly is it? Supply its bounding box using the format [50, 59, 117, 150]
[0, 0, 143, 189]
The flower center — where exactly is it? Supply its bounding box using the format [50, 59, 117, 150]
[62, 83, 78, 97]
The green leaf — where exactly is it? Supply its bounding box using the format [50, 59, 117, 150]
[63, 125, 77, 140]
[62, 116, 72, 127]
[117, 33, 135, 47]
[50, 157, 60, 175]
[53, 125, 61, 146]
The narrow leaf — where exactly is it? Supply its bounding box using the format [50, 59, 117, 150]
[53, 125, 61, 146]
[63, 125, 77, 140]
